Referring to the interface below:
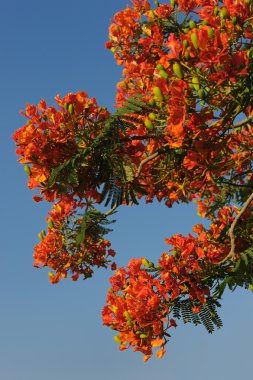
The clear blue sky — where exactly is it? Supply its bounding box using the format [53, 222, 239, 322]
[1, 1, 252, 379]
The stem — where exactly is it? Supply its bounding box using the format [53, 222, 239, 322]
[218, 192, 253, 264]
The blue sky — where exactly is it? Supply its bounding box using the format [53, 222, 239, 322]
[1, 1, 252, 379]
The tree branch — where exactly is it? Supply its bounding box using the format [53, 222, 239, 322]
[135, 151, 160, 178]
[218, 192, 253, 264]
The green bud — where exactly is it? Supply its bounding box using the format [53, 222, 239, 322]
[124, 311, 132, 321]
[249, 284, 253, 292]
[144, 120, 154, 130]
[142, 258, 153, 268]
[140, 334, 148, 339]
[153, 86, 164, 101]
[192, 76, 200, 91]
[208, 28, 214, 39]
[183, 28, 190, 34]
[64, 102, 69, 110]
[183, 39, 189, 48]
[232, 16, 237, 24]
[220, 7, 228, 19]
[114, 335, 122, 344]
[38, 233, 43, 241]
[149, 112, 157, 121]
[148, 99, 156, 107]
[184, 51, 190, 60]
[68, 103, 74, 115]
[202, 19, 208, 25]
[191, 32, 199, 49]
[213, 6, 219, 16]
[48, 219, 54, 228]
[24, 165, 31, 176]
[159, 69, 169, 80]
[198, 89, 205, 100]
[173, 62, 184, 79]
[156, 64, 164, 71]
[189, 20, 196, 29]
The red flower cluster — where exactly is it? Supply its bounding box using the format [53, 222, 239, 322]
[13, 0, 253, 361]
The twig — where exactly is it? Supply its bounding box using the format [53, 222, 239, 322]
[135, 151, 160, 178]
[218, 192, 253, 264]
[233, 116, 252, 129]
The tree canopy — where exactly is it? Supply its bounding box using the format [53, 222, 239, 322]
[13, 0, 253, 362]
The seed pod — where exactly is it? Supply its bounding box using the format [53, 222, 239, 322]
[140, 334, 148, 339]
[191, 32, 199, 49]
[68, 103, 74, 115]
[159, 69, 169, 80]
[208, 28, 214, 39]
[153, 86, 164, 101]
[144, 120, 154, 130]
[24, 165, 31, 176]
[114, 335, 122, 344]
[149, 112, 157, 121]
[220, 7, 228, 19]
[198, 89, 205, 100]
[173, 62, 184, 79]
[183, 39, 189, 48]
[189, 20, 196, 29]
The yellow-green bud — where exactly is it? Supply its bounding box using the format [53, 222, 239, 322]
[191, 32, 199, 49]
[159, 70, 169, 80]
[68, 103, 74, 115]
[173, 62, 184, 79]
[140, 334, 148, 339]
[114, 335, 122, 344]
[153, 86, 164, 101]
[149, 112, 157, 121]
[156, 64, 164, 71]
[220, 7, 228, 19]
[124, 311, 132, 321]
[189, 20, 196, 29]
[192, 76, 200, 91]
[144, 120, 154, 130]
[213, 6, 219, 16]
[64, 102, 69, 110]
[198, 89, 205, 100]
[208, 28, 214, 39]
[24, 165, 31, 176]
[183, 39, 189, 48]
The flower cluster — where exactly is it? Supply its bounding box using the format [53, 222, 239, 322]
[13, 0, 253, 361]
